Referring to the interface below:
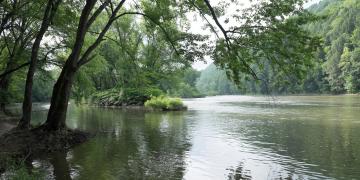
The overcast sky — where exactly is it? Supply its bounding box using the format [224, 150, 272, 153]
[190, 0, 322, 71]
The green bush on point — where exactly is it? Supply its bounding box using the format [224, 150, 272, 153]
[144, 96, 187, 111]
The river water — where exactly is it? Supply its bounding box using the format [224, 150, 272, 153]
[30, 95, 360, 180]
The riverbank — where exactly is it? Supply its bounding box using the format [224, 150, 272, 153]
[0, 126, 91, 174]
[0, 128, 90, 154]
[0, 120, 16, 136]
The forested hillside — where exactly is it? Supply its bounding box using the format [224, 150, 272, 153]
[197, 0, 360, 95]
[196, 64, 242, 95]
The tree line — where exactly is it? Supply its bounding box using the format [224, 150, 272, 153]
[196, 0, 360, 95]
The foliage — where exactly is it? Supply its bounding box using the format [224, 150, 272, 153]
[168, 68, 204, 98]
[171, 82, 205, 98]
[32, 71, 56, 102]
[196, 64, 242, 95]
[207, 0, 321, 85]
[72, 6, 205, 103]
[144, 96, 186, 111]
[91, 87, 163, 106]
[0, 0, 326, 129]
[305, 0, 360, 93]
[196, 0, 360, 95]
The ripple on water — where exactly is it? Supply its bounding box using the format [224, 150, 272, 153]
[22, 95, 360, 179]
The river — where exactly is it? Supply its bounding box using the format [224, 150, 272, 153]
[29, 95, 360, 179]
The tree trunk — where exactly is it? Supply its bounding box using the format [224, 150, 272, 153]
[18, 40, 42, 129]
[39, 0, 125, 131]
[0, 75, 10, 115]
[49, 152, 72, 180]
[0, 54, 17, 115]
[40, 0, 96, 131]
[18, 0, 61, 129]
[41, 66, 77, 130]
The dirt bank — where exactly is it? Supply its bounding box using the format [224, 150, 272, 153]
[0, 127, 91, 172]
[0, 115, 19, 136]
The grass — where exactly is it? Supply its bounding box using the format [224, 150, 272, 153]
[0, 157, 44, 180]
[144, 96, 187, 111]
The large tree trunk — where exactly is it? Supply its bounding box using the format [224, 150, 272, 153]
[39, 0, 97, 131]
[41, 65, 77, 130]
[39, 0, 125, 131]
[18, 0, 61, 129]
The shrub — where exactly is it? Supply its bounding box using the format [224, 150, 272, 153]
[144, 96, 187, 111]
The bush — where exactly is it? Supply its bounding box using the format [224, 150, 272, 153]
[144, 96, 187, 111]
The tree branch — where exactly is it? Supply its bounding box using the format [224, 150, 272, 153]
[114, 12, 181, 56]
[188, 0, 220, 39]
[202, 0, 258, 80]
[77, 0, 127, 66]
[86, 0, 110, 30]
[0, 62, 30, 78]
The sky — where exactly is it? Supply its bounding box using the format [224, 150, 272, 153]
[190, 0, 322, 71]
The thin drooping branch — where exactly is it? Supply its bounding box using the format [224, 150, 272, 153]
[0, 42, 64, 78]
[87, 29, 138, 64]
[0, 62, 30, 78]
[116, 12, 180, 55]
[202, 0, 229, 42]
[0, 12, 36, 90]
[188, 0, 220, 39]
[226, 25, 275, 34]
[202, 0, 258, 80]
[85, 10, 182, 65]
[0, 1, 16, 35]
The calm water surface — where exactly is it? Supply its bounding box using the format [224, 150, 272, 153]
[31, 96, 360, 180]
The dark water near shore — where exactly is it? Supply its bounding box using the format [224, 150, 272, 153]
[28, 96, 360, 179]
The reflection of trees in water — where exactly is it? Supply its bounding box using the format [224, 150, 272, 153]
[48, 152, 72, 180]
[226, 162, 252, 180]
[25, 151, 77, 180]
[221, 104, 360, 179]
[226, 163, 299, 180]
[64, 109, 192, 179]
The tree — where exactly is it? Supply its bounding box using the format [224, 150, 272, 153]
[41, 0, 128, 131]
[307, 0, 360, 94]
[18, 0, 62, 129]
[0, 0, 40, 115]
[1, 0, 318, 131]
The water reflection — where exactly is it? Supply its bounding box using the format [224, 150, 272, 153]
[226, 162, 252, 180]
[46, 108, 191, 180]
[26, 96, 360, 179]
[49, 152, 72, 180]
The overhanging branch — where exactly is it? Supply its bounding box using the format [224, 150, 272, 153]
[202, 0, 258, 80]
[115, 12, 181, 57]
